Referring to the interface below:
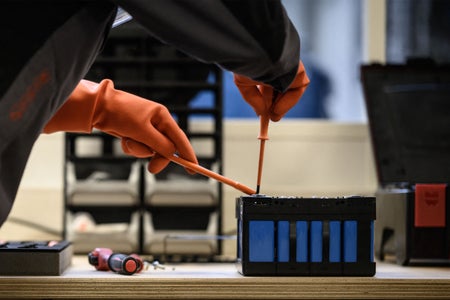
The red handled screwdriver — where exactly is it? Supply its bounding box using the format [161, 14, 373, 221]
[88, 248, 143, 275]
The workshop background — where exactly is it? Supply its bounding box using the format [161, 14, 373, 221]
[1, 0, 449, 257]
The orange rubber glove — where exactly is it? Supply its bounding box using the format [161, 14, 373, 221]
[43, 79, 197, 174]
[233, 61, 310, 121]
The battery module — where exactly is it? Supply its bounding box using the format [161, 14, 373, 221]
[0, 241, 72, 276]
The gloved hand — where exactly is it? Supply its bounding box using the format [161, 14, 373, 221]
[233, 61, 310, 121]
[43, 79, 197, 174]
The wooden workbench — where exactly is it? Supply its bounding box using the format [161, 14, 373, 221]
[0, 256, 449, 299]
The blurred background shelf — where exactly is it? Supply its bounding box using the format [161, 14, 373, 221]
[63, 20, 224, 258]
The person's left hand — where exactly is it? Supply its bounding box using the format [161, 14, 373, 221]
[43, 79, 197, 174]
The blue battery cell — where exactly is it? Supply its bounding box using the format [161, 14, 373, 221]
[310, 221, 323, 262]
[296, 221, 308, 262]
[329, 221, 341, 262]
[249, 221, 274, 262]
[344, 220, 358, 262]
[277, 221, 290, 262]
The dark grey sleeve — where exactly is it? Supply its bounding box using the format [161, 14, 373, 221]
[113, 0, 300, 92]
[0, 2, 117, 227]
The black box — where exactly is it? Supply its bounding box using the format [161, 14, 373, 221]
[0, 241, 73, 275]
[236, 195, 376, 276]
[361, 60, 450, 265]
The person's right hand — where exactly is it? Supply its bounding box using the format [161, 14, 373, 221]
[43, 79, 198, 174]
[233, 60, 310, 121]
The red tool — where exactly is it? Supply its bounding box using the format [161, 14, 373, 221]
[88, 247, 112, 271]
[256, 115, 269, 194]
[88, 248, 144, 275]
[108, 253, 144, 275]
[255, 90, 278, 194]
[169, 155, 256, 195]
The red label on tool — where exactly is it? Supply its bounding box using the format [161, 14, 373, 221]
[414, 184, 446, 227]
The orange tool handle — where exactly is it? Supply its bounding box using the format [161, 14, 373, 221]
[258, 115, 270, 141]
[256, 115, 269, 194]
[169, 155, 256, 195]
[255, 89, 277, 194]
